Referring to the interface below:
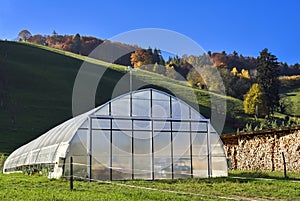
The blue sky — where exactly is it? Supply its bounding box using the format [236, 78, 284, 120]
[0, 0, 299, 64]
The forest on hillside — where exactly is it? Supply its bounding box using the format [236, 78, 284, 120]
[18, 30, 300, 126]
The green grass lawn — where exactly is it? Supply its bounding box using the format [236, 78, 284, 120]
[0, 172, 299, 201]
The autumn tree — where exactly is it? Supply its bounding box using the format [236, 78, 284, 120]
[244, 83, 265, 116]
[187, 68, 205, 88]
[231, 67, 238, 76]
[18, 30, 31, 41]
[198, 65, 224, 93]
[241, 69, 250, 79]
[130, 49, 152, 68]
[27, 34, 46, 45]
[256, 48, 280, 116]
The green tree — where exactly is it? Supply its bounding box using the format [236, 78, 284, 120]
[18, 29, 31, 41]
[52, 30, 58, 36]
[256, 48, 280, 116]
[243, 83, 265, 116]
[153, 48, 165, 65]
[72, 33, 81, 54]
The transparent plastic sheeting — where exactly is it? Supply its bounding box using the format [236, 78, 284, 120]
[3, 88, 228, 179]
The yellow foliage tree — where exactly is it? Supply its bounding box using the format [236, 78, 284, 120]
[243, 83, 264, 116]
[231, 67, 238, 76]
[241, 69, 250, 79]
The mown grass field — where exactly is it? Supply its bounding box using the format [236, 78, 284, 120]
[0, 171, 299, 201]
[0, 40, 245, 153]
[279, 77, 300, 117]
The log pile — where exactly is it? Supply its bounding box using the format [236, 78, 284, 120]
[223, 130, 300, 172]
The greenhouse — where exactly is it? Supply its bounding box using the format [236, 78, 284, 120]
[3, 88, 228, 180]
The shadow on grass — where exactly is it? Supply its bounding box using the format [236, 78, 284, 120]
[228, 171, 300, 181]
[126, 172, 300, 185]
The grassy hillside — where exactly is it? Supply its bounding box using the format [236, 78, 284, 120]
[0, 41, 244, 153]
[0, 41, 129, 153]
[286, 88, 300, 116]
[279, 77, 300, 117]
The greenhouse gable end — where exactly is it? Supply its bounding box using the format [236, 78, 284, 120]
[3, 88, 228, 180]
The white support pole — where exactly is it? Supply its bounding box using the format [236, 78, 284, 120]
[87, 116, 92, 181]
[125, 66, 137, 93]
[130, 67, 132, 93]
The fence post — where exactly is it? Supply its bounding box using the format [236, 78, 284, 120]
[70, 156, 73, 190]
[281, 152, 287, 179]
[207, 119, 212, 178]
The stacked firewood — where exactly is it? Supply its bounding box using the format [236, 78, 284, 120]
[223, 130, 300, 172]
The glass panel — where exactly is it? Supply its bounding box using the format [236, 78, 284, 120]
[190, 109, 202, 119]
[133, 131, 152, 179]
[134, 156, 152, 179]
[132, 91, 150, 117]
[210, 133, 226, 157]
[132, 98, 150, 116]
[71, 130, 88, 155]
[173, 157, 192, 179]
[94, 105, 109, 115]
[152, 91, 169, 100]
[172, 122, 189, 132]
[111, 96, 130, 116]
[173, 132, 191, 178]
[153, 121, 170, 132]
[112, 119, 131, 130]
[171, 99, 190, 119]
[112, 131, 132, 180]
[92, 130, 111, 180]
[133, 90, 150, 99]
[66, 130, 88, 177]
[153, 132, 172, 179]
[134, 131, 152, 143]
[173, 132, 190, 157]
[192, 132, 208, 178]
[152, 100, 170, 118]
[191, 122, 207, 132]
[92, 119, 110, 129]
[211, 157, 228, 177]
[133, 120, 151, 131]
[64, 155, 87, 178]
[192, 133, 207, 156]
[192, 155, 208, 178]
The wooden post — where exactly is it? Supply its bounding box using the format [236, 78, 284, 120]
[281, 152, 287, 179]
[70, 156, 73, 190]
